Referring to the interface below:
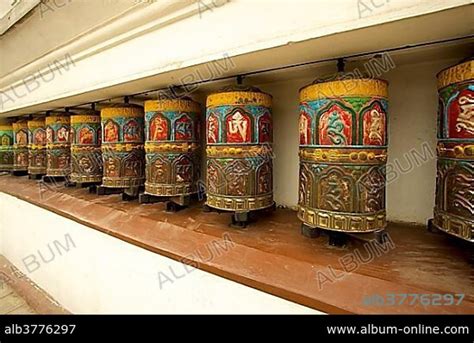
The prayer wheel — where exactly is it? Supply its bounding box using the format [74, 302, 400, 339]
[45, 114, 71, 177]
[433, 58, 473, 242]
[12, 120, 29, 172]
[0, 124, 13, 171]
[298, 77, 388, 233]
[144, 98, 201, 197]
[205, 85, 274, 212]
[27, 117, 47, 175]
[70, 112, 102, 183]
[101, 104, 145, 188]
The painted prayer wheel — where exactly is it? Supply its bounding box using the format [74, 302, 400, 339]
[144, 98, 201, 197]
[433, 58, 473, 242]
[27, 117, 47, 175]
[0, 124, 13, 171]
[298, 78, 388, 233]
[101, 104, 145, 188]
[205, 86, 274, 212]
[12, 120, 29, 172]
[70, 112, 102, 183]
[45, 114, 71, 177]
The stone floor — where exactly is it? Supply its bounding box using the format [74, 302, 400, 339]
[0, 282, 36, 314]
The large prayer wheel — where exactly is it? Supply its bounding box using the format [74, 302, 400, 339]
[101, 104, 145, 188]
[0, 124, 13, 171]
[45, 114, 71, 177]
[144, 98, 201, 197]
[205, 86, 274, 212]
[433, 58, 473, 242]
[27, 117, 47, 175]
[12, 120, 29, 172]
[70, 112, 102, 183]
[298, 78, 388, 233]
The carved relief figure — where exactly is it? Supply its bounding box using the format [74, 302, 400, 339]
[78, 156, 93, 174]
[207, 162, 220, 193]
[152, 157, 168, 183]
[16, 153, 27, 166]
[124, 119, 141, 142]
[174, 156, 193, 183]
[446, 165, 474, 217]
[258, 112, 272, 143]
[105, 157, 120, 177]
[175, 115, 193, 141]
[319, 104, 352, 145]
[46, 127, 54, 143]
[363, 105, 385, 145]
[123, 154, 141, 177]
[299, 111, 311, 145]
[57, 126, 69, 143]
[207, 114, 219, 144]
[450, 91, 474, 137]
[35, 129, 46, 145]
[104, 120, 119, 143]
[58, 154, 69, 169]
[318, 169, 352, 212]
[359, 167, 385, 212]
[257, 162, 272, 194]
[0, 134, 10, 146]
[150, 114, 168, 141]
[16, 130, 27, 145]
[225, 160, 250, 196]
[226, 110, 251, 143]
[79, 127, 94, 145]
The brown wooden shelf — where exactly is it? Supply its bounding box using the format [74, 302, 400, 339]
[0, 174, 472, 314]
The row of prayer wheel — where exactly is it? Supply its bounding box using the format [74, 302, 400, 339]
[0, 58, 471, 241]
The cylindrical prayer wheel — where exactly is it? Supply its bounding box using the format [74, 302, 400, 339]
[101, 104, 145, 188]
[298, 78, 388, 233]
[12, 120, 29, 172]
[70, 112, 102, 183]
[144, 98, 201, 196]
[27, 117, 47, 175]
[0, 124, 13, 171]
[45, 114, 71, 177]
[205, 86, 274, 212]
[433, 58, 473, 242]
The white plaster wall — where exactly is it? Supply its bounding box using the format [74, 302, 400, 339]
[0, 192, 319, 314]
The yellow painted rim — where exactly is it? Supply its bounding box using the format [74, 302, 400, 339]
[437, 59, 473, 90]
[299, 78, 388, 102]
[145, 99, 201, 112]
[207, 91, 272, 107]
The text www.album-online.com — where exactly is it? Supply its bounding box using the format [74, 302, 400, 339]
[326, 324, 470, 335]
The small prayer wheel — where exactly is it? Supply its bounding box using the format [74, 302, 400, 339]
[205, 85, 274, 212]
[12, 120, 29, 172]
[298, 77, 389, 233]
[0, 123, 13, 171]
[70, 112, 102, 183]
[101, 104, 145, 188]
[433, 58, 473, 242]
[27, 117, 47, 175]
[144, 98, 201, 197]
[45, 113, 71, 177]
